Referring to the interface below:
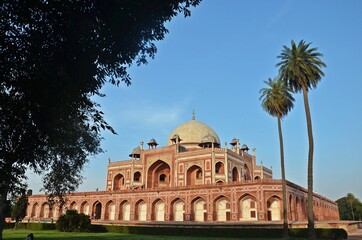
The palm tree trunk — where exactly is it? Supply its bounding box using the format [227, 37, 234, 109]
[278, 117, 289, 238]
[302, 86, 316, 240]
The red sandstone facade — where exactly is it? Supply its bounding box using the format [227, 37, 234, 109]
[26, 117, 339, 223]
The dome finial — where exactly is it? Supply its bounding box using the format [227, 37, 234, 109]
[192, 109, 195, 120]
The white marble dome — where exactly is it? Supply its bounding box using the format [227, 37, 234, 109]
[167, 118, 220, 146]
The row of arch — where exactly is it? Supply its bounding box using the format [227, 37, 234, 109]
[288, 194, 339, 221]
[29, 194, 282, 222]
[113, 160, 252, 190]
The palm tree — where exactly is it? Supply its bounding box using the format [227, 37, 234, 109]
[260, 77, 294, 238]
[276, 40, 326, 239]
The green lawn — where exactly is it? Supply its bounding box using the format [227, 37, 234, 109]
[3, 229, 304, 240]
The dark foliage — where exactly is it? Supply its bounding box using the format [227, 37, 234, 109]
[3, 222, 56, 230]
[56, 210, 91, 232]
[11, 194, 28, 222]
[89, 224, 347, 239]
[0, 0, 200, 239]
[336, 193, 362, 221]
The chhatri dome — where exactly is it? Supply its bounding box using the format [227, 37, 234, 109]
[167, 111, 220, 146]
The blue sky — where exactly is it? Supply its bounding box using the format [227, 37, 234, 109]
[28, 0, 362, 201]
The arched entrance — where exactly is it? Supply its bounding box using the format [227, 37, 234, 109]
[172, 199, 185, 221]
[215, 196, 231, 221]
[113, 173, 125, 190]
[70, 201, 78, 211]
[120, 201, 131, 221]
[40, 203, 50, 218]
[232, 167, 239, 182]
[187, 165, 203, 186]
[31, 203, 39, 218]
[296, 197, 302, 221]
[215, 162, 225, 174]
[192, 197, 207, 222]
[80, 201, 89, 215]
[147, 160, 171, 188]
[136, 200, 147, 221]
[153, 199, 165, 221]
[105, 201, 116, 220]
[267, 196, 281, 221]
[133, 171, 141, 182]
[93, 201, 102, 220]
[239, 195, 257, 221]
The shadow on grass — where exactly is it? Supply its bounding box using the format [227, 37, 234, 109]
[3, 229, 305, 240]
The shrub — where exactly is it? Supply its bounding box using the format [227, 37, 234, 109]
[289, 228, 347, 240]
[89, 225, 347, 239]
[56, 209, 91, 232]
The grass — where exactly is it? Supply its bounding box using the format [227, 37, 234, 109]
[3, 229, 305, 240]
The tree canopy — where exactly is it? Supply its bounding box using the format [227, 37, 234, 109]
[0, 1, 201, 239]
[259, 77, 294, 119]
[336, 193, 362, 221]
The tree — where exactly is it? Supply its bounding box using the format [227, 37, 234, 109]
[56, 210, 91, 232]
[0, 1, 201, 239]
[260, 77, 294, 238]
[11, 193, 28, 229]
[276, 40, 326, 240]
[336, 193, 362, 221]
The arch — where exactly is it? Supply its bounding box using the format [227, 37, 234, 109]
[295, 197, 301, 221]
[232, 167, 239, 182]
[133, 171, 141, 182]
[239, 194, 257, 221]
[31, 203, 39, 218]
[147, 160, 171, 188]
[171, 198, 185, 221]
[152, 199, 165, 221]
[51, 206, 58, 218]
[113, 173, 125, 190]
[289, 195, 295, 221]
[92, 201, 102, 220]
[254, 176, 261, 180]
[214, 196, 231, 221]
[135, 200, 147, 221]
[243, 164, 251, 180]
[105, 200, 116, 220]
[215, 162, 225, 174]
[80, 201, 90, 215]
[119, 200, 131, 221]
[191, 197, 207, 222]
[267, 196, 282, 221]
[186, 165, 203, 186]
[40, 203, 50, 218]
[69, 201, 78, 211]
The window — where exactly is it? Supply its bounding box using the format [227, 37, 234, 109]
[134, 172, 141, 182]
[159, 174, 166, 182]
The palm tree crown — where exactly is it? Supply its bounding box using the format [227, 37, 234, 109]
[276, 40, 326, 93]
[260, 77, 294, 119]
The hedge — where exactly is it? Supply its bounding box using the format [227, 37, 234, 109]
[90, 225, 347, 239]
[3, 222, 348, 239]
[3, 222, 56, 231]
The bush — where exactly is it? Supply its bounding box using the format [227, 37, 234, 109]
[3, 222, 15, 229]
[89, 225, 347, 239]
[56, 209, 91, 232]
[289, 228, 347, 240]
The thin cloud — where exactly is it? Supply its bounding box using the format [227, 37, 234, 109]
[267, 0, 292, 29]
[118, 98, 191, 127]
